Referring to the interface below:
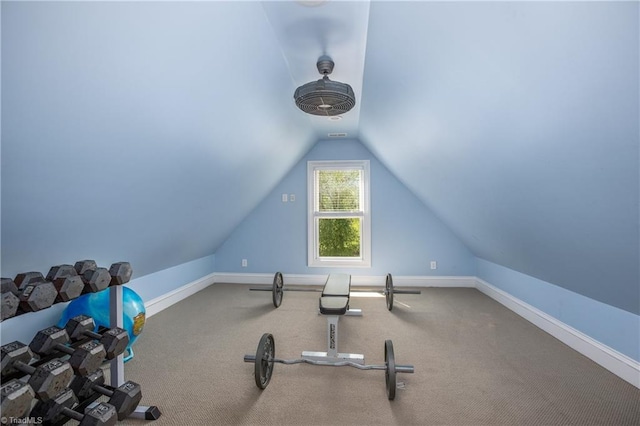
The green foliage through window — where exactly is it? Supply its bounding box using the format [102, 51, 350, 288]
[318, 170, 360, 212]
[319, 218, 361, 257]
[316, 169, 362, 258]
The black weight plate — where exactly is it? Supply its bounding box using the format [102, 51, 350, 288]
[272, 272, 284, 308]
[385, 339, 396, 400]
[385, 273, 394, 311]
[254, 333, 275, 389]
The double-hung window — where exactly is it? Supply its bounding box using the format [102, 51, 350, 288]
[307, 160, 371, 267]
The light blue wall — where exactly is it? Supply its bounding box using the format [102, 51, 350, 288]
[215, 139, 475, 276]
[125, 254, 215, 303]
[0, 254, 215, 345]
[477, 258, 640, 362]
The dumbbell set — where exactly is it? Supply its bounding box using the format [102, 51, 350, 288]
[1, 315, 143, 425]
[1, 260, 132, 321]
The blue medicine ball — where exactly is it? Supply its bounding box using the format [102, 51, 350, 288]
[58, 287, 146, 362]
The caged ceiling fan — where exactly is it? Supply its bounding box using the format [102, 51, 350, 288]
[293, 55, 356, 116]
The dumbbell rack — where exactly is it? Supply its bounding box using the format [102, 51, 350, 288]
[107, 285, 161, 420]
[2, 261, 161, 423]
[2, 286, 162, 424]
[45, 286, 161, 424]
[62, 285, 161, 423]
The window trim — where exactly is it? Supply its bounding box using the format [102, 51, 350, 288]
[307, 160, 371, 268]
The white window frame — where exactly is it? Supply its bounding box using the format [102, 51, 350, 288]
[307, 160, 371, 268]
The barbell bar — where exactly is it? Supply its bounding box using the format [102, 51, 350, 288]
[243, 333, 414, 400]
[250, 272, 421, 310]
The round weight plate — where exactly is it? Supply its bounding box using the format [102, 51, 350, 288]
[385, 339, 396, 400]
[254, 333, 275, 389]
[385, 273, 394, 311]
[272, 272, 284, 308]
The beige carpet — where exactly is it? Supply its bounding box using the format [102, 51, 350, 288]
[111, 284, 639, 425]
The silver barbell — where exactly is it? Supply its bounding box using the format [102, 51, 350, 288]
[244, 333, 414, 400]
[243, 354, 414, 373]
[250, 272, 421, 310]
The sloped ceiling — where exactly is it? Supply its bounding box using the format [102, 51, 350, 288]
[359, 1, 639, 314]
[2, 1, 638, 313]
[2, 1, 317, 277]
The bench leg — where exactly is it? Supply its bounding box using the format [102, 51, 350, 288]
[327, 315, 339, 357]
[301, 315, 365, 365]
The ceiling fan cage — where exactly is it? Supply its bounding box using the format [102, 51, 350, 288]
[294, 56, 356, 116]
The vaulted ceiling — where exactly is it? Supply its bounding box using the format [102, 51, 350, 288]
[2, 1, 638, 314]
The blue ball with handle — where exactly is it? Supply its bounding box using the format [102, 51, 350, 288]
[58, 287, 145, 362]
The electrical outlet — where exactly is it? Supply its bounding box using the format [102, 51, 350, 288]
[242, 259, 248, 267]
[281, 194, 288, 202]
[289, 194, 295, 202]
[430, 261, 437, 270]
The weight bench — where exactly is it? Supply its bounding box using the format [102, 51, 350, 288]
[244, 273, 416, 399]
[302, 274, 364, 365]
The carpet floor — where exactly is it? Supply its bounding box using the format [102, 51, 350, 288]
[109, 284, 639, 425]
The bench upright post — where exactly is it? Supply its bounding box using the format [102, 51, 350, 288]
[301, 274, 365, 365]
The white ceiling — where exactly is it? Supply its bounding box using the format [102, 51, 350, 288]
[2, 1, 638, 314]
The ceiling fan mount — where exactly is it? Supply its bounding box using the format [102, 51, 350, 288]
[294, 56, 355, 117]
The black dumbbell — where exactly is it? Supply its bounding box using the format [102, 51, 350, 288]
[1, 341, 73, 401]
[108, 262, 133, 286]
[1, 378, 35, 419]
[74, 260, 111, 293]
[14, 272, 58, 312]
[1, 278, 20, 321]
[13, 272, 45, 290]
[11, 268, 81, 310]
[30, 326, 107, 376]
[31, 388, 117, 426]
[46, 264, 84, 302]
[64, 315, 130, 360]
[46, 264, 76, 281]
[70, 368, 142, 421]
[19, 279, 58, 313]
[74, 260, 133, 289]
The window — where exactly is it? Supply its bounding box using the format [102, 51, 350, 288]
[308, 160, 371, 267]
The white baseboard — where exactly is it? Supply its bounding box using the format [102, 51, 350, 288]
[212, 272, 276, 285]
[475, 278, 640, 389]
[392, 275, 475, 288]
[213, 272, 361, 286]
[212, 272, 475, 288]
[145, 272, 216, 318]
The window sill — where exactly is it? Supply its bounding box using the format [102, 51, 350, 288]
[308, 259, 371, 268]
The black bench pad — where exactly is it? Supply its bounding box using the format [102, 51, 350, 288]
[319, 274, 351, 315]
[319, 296, 349, 315]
